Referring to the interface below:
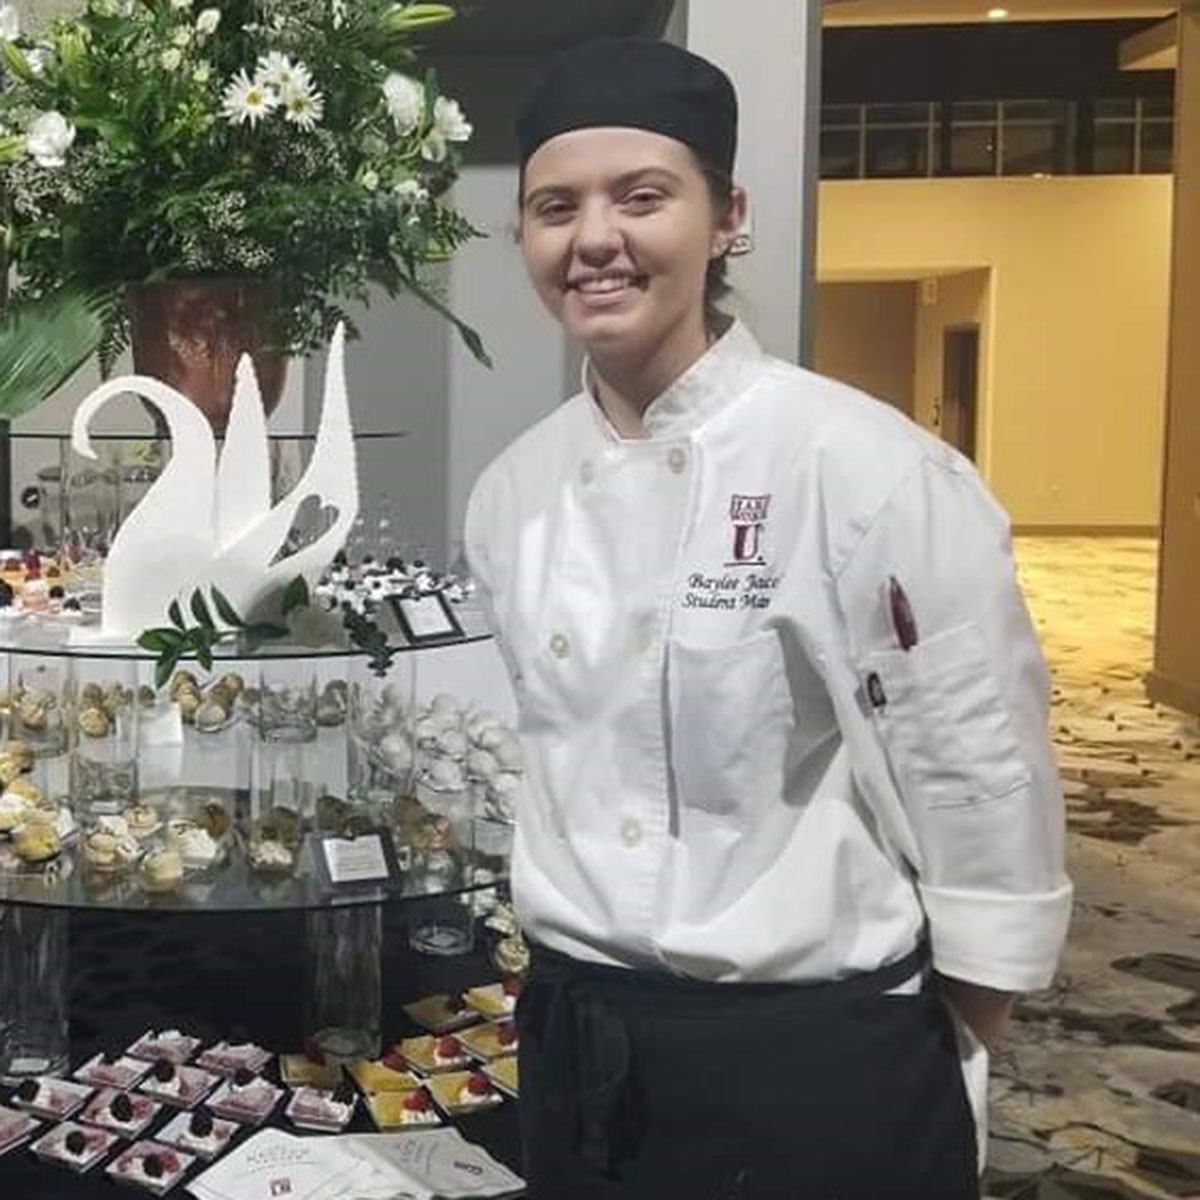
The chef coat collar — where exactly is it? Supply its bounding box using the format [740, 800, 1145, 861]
[581, 319, 767, 442]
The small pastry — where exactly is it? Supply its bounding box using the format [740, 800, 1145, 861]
[6, 777, 41, 803]
[78, 706, 111, 738]
[198, 801, 230, 839]
[216, 672, 245, 699]
[168, 670, 198, 700]
[14, 821, 61, 863]
[248, 838, 293, 874]
[174, 825, 218, 871]
[194, 700, 229, 732]
[7, 741, 34, 771]
[125, 805, 160, 838]
[176, 690, 202, 722]
[0, 789, 31, 832]
[141, 848, 183, 889]
[137, 685, 158, 707]
[17, 698, 48, 731]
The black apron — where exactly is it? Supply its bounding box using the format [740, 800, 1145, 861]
[516, 939, 979, 1200]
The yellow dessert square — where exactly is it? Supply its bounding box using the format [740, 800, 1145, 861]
[457, 1022, 519, 1062]
[348, 1060, 422, 1094]
[485, 1055, 519, 1097]
[395, 1035, 471, 1075]
[401, 994, 479, 1033]
[366, 1090, 441, 1130]
[427, 1070, 504, 1117]
[463, 983, 517, 1021]
[279, 1055, 343, 1089]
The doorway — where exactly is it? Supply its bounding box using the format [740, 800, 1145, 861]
[941, 326, 979, 462]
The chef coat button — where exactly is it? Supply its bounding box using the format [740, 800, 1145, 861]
[667, 446, 688, 474]
[549, 632, 570, 660]
[620, 818, 643, 847]
[579, 459, 596, 484]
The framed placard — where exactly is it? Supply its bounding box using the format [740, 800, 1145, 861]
[311, 827, 402, 892]
[389, 592, 464, 645]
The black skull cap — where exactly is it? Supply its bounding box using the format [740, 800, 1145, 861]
[517, 37, 737, 175]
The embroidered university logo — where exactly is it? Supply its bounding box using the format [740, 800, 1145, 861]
[726, 493, 770, 566]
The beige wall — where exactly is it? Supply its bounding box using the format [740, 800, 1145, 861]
[814, 282, 916, 416]
[818, 176, 1173, 528]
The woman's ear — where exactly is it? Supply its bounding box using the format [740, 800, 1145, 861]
[711, 186, 749, 259]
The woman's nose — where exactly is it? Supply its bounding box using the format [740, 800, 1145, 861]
[574, 200, 622, 260]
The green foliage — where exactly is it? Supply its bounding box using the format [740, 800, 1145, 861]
[0, 0, 487, 413]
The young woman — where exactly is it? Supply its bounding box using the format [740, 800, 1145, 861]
[465, 36, 1071, 1200]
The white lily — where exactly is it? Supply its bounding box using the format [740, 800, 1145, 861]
[381, 73, 424, 136]
[26, 111, 76, 168]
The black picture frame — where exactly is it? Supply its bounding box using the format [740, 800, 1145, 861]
[388, 592, 464, 645]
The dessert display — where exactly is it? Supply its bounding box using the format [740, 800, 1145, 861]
[105, 1140, 195, 1195]
[11, 1075, 93, 1119]
[483, 1054, 519, 1098]
[457, 1020, 519, 1062]
[75, 1050, 150, 1090]
[207, 1068, 283, 1123]
[137, 1059, 218, 1108]
[157, 1109, 238, 1160]
[30, 1119, 119, 1173]
[0, 1103, 42, 1156]
[464, 981, 521, 1020]
[196, 1041, 272, 1078]
[402, 992, 481, 1034]
[127, 1028, 202, 1064]
[427, 1069, 503, 1117]
[285, 1085, 357, 1132]
[366, 1085, 442, 1130]
[79, 1087, 160, 1138]
[396, 1034, 472, 1075]
[279, 1049, 343, 1090]
[347, 1056, 423, 1094]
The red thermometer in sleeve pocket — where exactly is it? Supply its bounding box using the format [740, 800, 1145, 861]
[888, 576, 919, 651]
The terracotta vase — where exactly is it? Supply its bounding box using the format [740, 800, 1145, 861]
[126, 278, 288, 436]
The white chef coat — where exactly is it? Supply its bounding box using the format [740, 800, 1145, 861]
[465, 320, 1072, 1000]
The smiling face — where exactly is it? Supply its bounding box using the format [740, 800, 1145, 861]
[519, 127, 743, 378]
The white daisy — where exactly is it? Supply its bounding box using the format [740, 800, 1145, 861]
[281, 80, 324, 131]
[255, 51, 311, 94]
[381, 73, 425, 136]
[221, 70, 279, 127]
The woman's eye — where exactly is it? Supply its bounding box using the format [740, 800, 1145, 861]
[623, 190, 664, 211]
[534, 200, 573, 221]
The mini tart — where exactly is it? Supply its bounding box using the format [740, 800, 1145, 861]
[367, 1088, 441, 1130]
[396, 1034, 471, 1075]
[427, 1070, 503, 1117]
[13, 821, 61, 863]
[12, 1075, 93, 1119]
[106, 1140, 194, 1192]
[127, 1029, 201, 1064]
[279, 1052, 343, 1089]
[207, 1076, 284, 1123]
[79, 1087, 160, 1137]
[137, 1063, 218, 1108]
[402, 992, 480, 1034]
[285, 1086, 356, 1131]
[157, 1110, 238, 1160]
[75, 1051, 150, 1090]
[457, 1021, 519, 1062]
[0, 1103, 41, 1152]
[196, 1040, 271, 1077]
[348, 1058, 423, 1094]
[31, 1119, 119, 1171]
[484, 1054, 519, 1097]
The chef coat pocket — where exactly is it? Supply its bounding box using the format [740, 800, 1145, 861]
[668, 630, 795, 824]
[866, 620, 1030, 811]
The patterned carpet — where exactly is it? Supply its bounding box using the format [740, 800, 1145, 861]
[985, 538, 1200, 1199]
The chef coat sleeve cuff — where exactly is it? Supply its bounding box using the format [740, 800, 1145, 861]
[918, 878, 1074, 992]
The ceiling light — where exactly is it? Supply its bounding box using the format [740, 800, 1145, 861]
[987, 7, 1010, 18]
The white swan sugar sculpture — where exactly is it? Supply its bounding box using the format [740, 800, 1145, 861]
[70, 323, 360, 642]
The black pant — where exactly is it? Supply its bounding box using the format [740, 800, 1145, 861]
[516, 943, 979, 1200]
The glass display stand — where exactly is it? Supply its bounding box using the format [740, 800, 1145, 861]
[0, 615, 514, 1076]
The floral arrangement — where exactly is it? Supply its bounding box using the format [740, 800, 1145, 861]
[0, 0, 487, 415]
